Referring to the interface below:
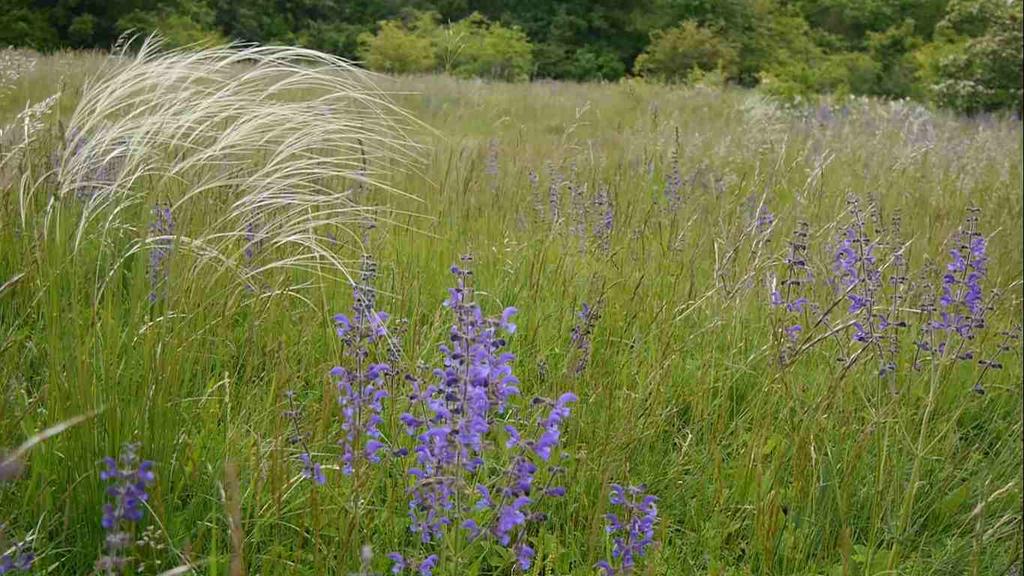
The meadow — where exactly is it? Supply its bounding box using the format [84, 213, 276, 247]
[1, 45, 1022, 575]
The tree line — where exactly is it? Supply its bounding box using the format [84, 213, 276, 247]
[2, 0, 1021, 113]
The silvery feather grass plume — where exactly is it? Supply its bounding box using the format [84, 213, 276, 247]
[48, 36, 423, 300]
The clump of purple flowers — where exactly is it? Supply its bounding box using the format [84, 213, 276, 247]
[283, 390, 325, 485]
[393, 257, 575, 572]
[596, 483, 659, 575]
[95, 443, 155, 574]
[663, 143, 682, 211]
[766, 203, 1008, 392]
[593, 184, 614, 254]
[570, 302, 600, 376]
[769, 221, 813, 358]
[912, 208, 1003, 390]
[333, 254, 394, 475]
[147, 203, 174, 303]
[386, 552, 438, 576]
[334, 363, 389, 475]
[0, 526, 33, 575]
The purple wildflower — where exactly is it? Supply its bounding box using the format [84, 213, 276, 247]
[547, 164, 562, 224]
[921, 209, 991, 369]
[663, 145, 682, 211]
[395, 259, 575, 569]
[147, 204, 174, 303]
[599, 483, 659, 575]
[0, 532, 33, 575]
[386, 553, 438, 576]
[333, 254, 399, 475]
[570, 302, 600, 375]
[334, 364, 390, 475]
[594, 184, 614, 253]
[282, 390, 324, 485]
[95, 443, 155, 574]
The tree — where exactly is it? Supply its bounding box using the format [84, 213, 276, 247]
[357, 16, 437, 74]
[634, 21, 739, 82]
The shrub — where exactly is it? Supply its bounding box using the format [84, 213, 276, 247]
[919, 0, 1023, 113]
[569, 46, 626, 81]
[866, 20, 921, 98]
[634, 21, 739, 83]
[0, 4, 59, 50]
[441, 13, 533, 82]
[357, 16, 437, 75]
[117, 3, 226, 48]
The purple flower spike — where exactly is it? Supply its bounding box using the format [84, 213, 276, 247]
[599, 483, 659, 575]
[396, 260, 576, 566]
[95, 443, 155, 574]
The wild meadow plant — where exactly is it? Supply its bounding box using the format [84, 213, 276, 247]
[596, 484, 659, 576]
[95, 444, 155, 574]
[767, 198, 1010, 392]
[392, 258, 580, 572]
[0, 528, 33, 575]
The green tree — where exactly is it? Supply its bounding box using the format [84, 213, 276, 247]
[118, 0, 226, 48]
[634, 20, 739, 82]
[0, 2, 60, 49]
[357, 15, 437, 74]
[441, 13, 533, 81]
[918, 0, 1023, 113]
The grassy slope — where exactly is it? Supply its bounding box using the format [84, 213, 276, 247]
[1, 54, 1022, 575]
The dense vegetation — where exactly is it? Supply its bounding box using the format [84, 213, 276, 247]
[2, 0, 1022, 113]
[1, 45, 1022, 575]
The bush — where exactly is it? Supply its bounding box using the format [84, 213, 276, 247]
[759, 52, 879, 100]
[357, 15, 437, 75]
[634, 21, 739, 82]
[866, 20, 921, 98]
[919, 0, 1022, 113]
[439, 13, 533, 82]
[117, 3, 226, 49]
[0, 4, 59, 50]
[359, 11, 533, 81]
[569, 46, 626, 81]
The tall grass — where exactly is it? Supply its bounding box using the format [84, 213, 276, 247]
[1, 47, 1021, 575]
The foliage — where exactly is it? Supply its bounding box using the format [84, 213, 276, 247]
[358, 12, 533, 81]
[441, 13, 533, 82]
[634, 21, 739, 82]
[919, 0, 1023, 113]
[358, 16, 438, 75]
[117, 1, 226, 48]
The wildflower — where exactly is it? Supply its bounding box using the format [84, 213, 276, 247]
[282, 390, 323, 485]
[570, 302, 600, 375]
[599, 483, 659, 575]
[333, 254, 398, 475]
[0, 528, 33, 575]
[768, 222, 815, 363]
[396, 260, 574, 569]
[547, 164, 562, 224]
[594, 184, 614, 253]
[921, 209, 990, 365]
[334, 364, 390, 475]
[663, 147, 682, 211]
[485, 138, 499, 183]
[96, 443, 155, 574]
[147, 204, 174, 303]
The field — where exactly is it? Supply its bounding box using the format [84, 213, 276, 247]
[1, 46, 1022, 575]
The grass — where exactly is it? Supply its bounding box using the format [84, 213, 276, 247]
[1, 47, 1022, 575]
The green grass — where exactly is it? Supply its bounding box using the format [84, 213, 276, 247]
[2, 50, 1022, 575]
